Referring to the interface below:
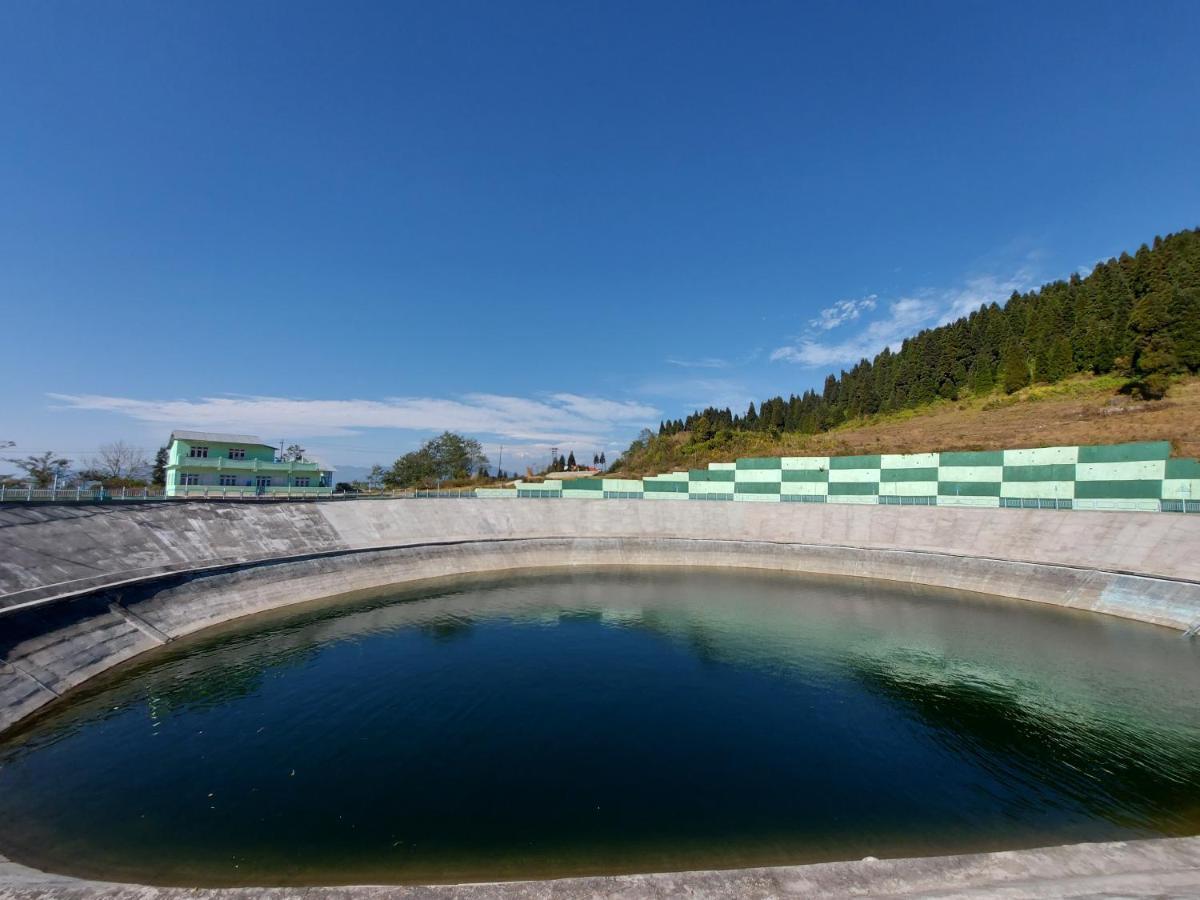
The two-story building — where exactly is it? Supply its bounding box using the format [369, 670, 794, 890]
[165, 431, 334, 497]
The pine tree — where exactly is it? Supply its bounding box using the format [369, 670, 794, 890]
[151, 446, 168, 487]
[1001, 344, 1030, 394]
[1049, 336, 1073, 382]
[969, 355, 994, 395]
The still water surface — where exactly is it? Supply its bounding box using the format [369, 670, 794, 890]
[1, 569, 1199, 885]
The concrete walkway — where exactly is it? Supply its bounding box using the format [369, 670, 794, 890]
[3, 837, 1200, 899]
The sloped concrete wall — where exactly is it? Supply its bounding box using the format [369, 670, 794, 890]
[2, 499, 1199, 735]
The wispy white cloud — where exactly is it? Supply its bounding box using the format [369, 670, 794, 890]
[666, 356, 731, 369]
[772, 266, 1036, 368]
[771, 297, 939, 367]
[47, 391, 660, 446]
[808, 295, 877, 331]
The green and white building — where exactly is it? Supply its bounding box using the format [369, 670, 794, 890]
[165, 431, 333, 497]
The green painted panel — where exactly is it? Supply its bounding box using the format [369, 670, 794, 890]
[879, 467, 938, 482]
[780, 481, 828, 495]
[938, 465, 1003, 482]
[781, 456, 829, 471]
[827, 468, 880, 483]
[939, 450, 1005, 467]
[828, 481, 878, 496]
[643, 480, 688, 493]
[938, 481, 1002, 497]
[734, 481, 782, 494]
[781, 469, 829, 482]
[828, 454, 881, 470]
[881, 452, 938, 468]
[689, 468, 735, 482]
[1002, 464, 1076, 482]
[1001, 481, 1073, 500]
[564, 478, 603, 490]
[1075, 460, 1165, 481]
[735, 457, 782, 470]
[1003, 446, 1077, 466]
[878, 481, 938, 496]
[1077, 441, 1171, 463]
[689, 481, 734, 493]
[1165, 458, 1200, 479]
[1074, 479, 1163, 499]
[602, 479, 643, 492]
[1163, 480, 1200, 503]
[735, 469, 783, 483]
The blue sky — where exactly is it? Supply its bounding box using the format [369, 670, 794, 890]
[2, 1, 1198, 477]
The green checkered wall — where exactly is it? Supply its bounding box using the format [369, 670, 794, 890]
[481, 441, 1199, 513]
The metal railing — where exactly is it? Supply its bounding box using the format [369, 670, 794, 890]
[0, 486, 167, 503]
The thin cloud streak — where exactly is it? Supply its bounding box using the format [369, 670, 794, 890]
[48, 391, 660, 446]
[666, 357, 731, 369]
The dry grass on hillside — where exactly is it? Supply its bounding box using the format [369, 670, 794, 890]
[615, 375, 1200, 475]
[808, 377, 1200, 460]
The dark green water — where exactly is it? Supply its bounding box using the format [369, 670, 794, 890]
[2, 569, 1199, 886]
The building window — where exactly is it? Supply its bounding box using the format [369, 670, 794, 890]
[228, 448, 245, 460]
[255, 476, 272, 488]
[188, 446, 209, 458]
[294, 477, 310, 487]
[180, 474, 200, 486]
[219, 475, 237, 486]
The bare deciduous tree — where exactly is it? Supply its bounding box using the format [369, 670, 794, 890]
[82, 441, 151, 482]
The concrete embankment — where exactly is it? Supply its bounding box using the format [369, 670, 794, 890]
[4, 837, 1200, 898]
[2, 499, 1200, 736]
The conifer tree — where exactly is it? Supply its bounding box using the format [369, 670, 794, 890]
[1001, 344, 1030, 394]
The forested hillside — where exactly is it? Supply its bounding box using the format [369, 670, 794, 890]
[616, 228, 1200, 474]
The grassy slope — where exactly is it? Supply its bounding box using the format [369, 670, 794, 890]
[613, 374, 1200, 477]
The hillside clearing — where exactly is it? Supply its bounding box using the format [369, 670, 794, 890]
[613, 375, 1200, 476]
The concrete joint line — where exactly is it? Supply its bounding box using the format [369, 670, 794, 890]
[3, 660, 60, 698]
[107, 601, 171, 645]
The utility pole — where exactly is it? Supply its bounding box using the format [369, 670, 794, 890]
[497, 445, 503, 478]
[549, 446, 558, 472]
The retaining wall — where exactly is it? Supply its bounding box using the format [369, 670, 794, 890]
[2, 499, 1200, 735]
[490, 440, 1200, 511]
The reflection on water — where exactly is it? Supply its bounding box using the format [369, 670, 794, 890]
[1, 569, 1198, 886]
